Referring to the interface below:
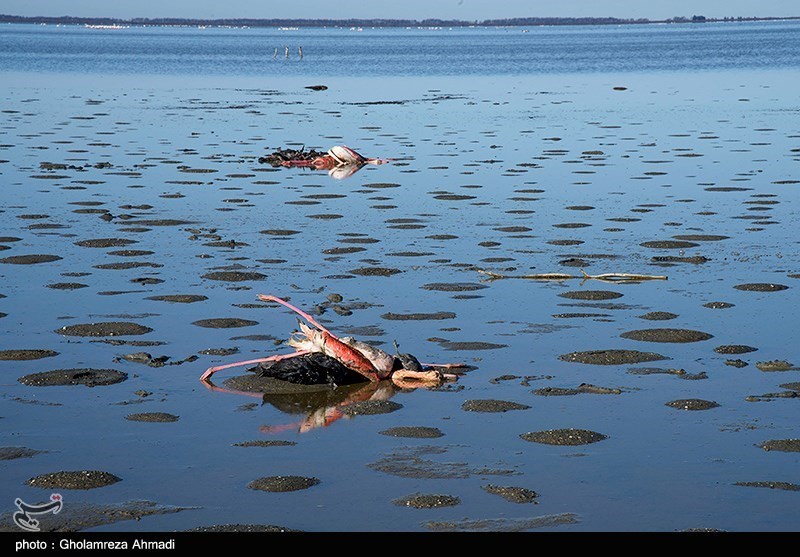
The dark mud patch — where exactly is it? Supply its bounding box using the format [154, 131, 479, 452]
[673, 234, 729, 242]
[201, 271, 267, 282]
[627, 367, 706, 379]
[125, 412, 179, 422]
[533, 383, 622, 396]
[223, 374, 340, 395]
[638, 311, 678, 321]
[426, 513, 578, 532]
[640, 240, 699, 249]
[651, 255, 709, 264]
[27, 470, 121, 490]
[0, 349, 58, 360]
[559, 349, 668, 365]
[382, 311, 456, 321]
[19, 368, 127, 387]
[340, 400, 403, 416]
[558, 290, 622, 301]
[146, 294, 207, 303]
[248, 475, 320, 492]
[0, 501, 194, 532]
[703, 301, 734, 309]
[620, 328, 713, 343]
[55, 322, 152, 337]
[233, 440, 297, 448]
[187, 524, 300, 532]
[380, 426, 444, 438]
[74, 238, 137, 248]
[756, 360, 795, 372]
[368, 445, 514, 480]
[432, 339, 507, 351]
[192, 318, 258, 328]
[482, 484, 539, 504]
[349, 267, 403, 277]
[715, 345, 758, 354]
[734, 283, 789, 292]
[47, 282, 88, 290]
[393, 493, 460, 508]
[0, 254, 62, 264]
[759, 439, 800, 452]
[462, 399, 531, 412]
[521, 428, 608, 446]
[665, 398, 720, 410]
[421, 282, 488, 292]
[0, 446, 47, 460]
[734, 481, 800, 491]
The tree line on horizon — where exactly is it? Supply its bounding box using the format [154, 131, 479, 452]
[0, 14, 795, 27]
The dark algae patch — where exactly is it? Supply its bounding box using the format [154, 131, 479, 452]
[665, 398, 720, 410]
[462, 399, 531, 412]
[620, 328, 713, 343]
[248, 476, 320, 492]
[27, 470, 121, 490]
[521, 428, 608, 445]
[233, 440, 297, 447]
[201, 271, 267, 282]
[19, 368, 127, 387]
[125, 412, 179, 422]
[146, 294, 207, 303]
[421, 282, 488, 292]
[55, 322, 152, 337]
[559, 349, 668, 365]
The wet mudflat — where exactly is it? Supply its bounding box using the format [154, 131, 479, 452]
[2, 65, 799, 534]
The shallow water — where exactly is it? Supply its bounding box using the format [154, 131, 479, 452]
[1, 22, 799, 532]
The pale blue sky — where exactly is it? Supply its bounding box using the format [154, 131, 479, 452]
[2, 0, 797, 20]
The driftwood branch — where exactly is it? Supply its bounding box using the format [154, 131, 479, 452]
[477, 269, 667, 284]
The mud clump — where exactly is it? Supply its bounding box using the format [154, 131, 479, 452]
[665, 398, 720, 410]
[558, 290, 622, 300]
[19, 368, 127, 387]
[482, 484, 539, 504]
[201, 271, 267, 282]
[756, 360, 794, 372]
[192, 318, 258, 328]
[759, 439, 800, 452]
[559, 349, 668, 365]
[340, 400, 403, 416]
[55, 322, 152, 337]
[715, 345, 758, 354]
[0, 254, 62, 264]
[521, 428, 608, 446]
[0, 349, 58, 360]
[462, 399, 531, 412]
[380, 427, 444, 438]
[734, 283, 789, 292]
[248, 475, 320, 492]
[125, 412, 180, 423]
[381, 311, 456, 321]
[393, 493, 461, 508]
[146, 294, 207, 303]
[620, 328, 713, 343]
[0, 447, 47, 460]
[27, 470, 121, 490]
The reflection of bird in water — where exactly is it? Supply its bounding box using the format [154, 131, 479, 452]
[298, 46, 303, 59]
[285, 45, 289, 59]
[273, 47, 277, 59]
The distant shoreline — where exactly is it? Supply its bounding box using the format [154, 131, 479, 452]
[1, 14, 798, 28]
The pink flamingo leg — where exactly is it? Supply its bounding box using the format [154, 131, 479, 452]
[257, 294, 333, 335]
[200, 350, 311, 382]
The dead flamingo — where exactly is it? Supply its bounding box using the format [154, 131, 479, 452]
[200, 294, 465, 389]
[258, 145, 390, 179]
